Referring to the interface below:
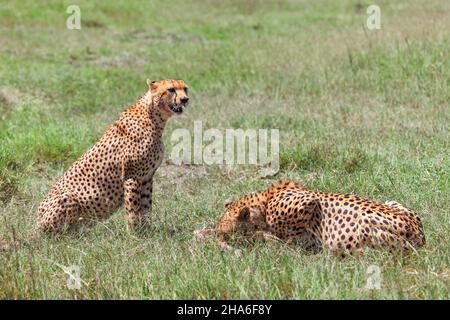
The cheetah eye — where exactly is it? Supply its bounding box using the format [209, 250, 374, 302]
[168, 88, 176, 94]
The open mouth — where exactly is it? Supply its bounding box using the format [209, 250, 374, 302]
[169, 103, 185, 114]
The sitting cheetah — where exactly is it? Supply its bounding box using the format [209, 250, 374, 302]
[213, 181, 425, 255]
[37, 79, 189, 232]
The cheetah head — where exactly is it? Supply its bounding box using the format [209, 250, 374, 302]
[147, 79, 189, 117]
[215, 199, 267, 245]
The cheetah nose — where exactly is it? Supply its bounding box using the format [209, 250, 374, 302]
[181, 96, 189, 104]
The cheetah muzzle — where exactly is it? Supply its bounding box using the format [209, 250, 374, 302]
[169, 101, 187, 114]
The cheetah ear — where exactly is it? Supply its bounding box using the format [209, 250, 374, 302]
[238, 207, 250, 221]
[146, 79, 158, 90]
[224, 198, 233, 208]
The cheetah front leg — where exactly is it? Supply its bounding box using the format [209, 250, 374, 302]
[140, 176, 153, 217]
[124, 178, 149, 232]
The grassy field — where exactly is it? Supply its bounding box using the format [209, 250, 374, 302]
[0, 0, 449, 299]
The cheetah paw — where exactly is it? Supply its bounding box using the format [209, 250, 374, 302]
[193, 228, 215, 241]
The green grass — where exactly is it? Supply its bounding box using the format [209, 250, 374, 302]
[0, 0, 449, 299]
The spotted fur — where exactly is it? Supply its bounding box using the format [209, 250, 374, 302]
[216, 181, 425, 255]
[37, 79, 189, 232]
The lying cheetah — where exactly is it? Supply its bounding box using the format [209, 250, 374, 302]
[211, 181, 425, 255]
[37, 79, 189, 232]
